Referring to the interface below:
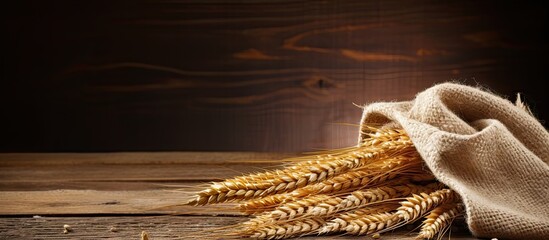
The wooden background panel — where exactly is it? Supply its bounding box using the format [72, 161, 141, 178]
[2, 0, 547, 152]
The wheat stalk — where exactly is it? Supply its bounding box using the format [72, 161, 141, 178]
[189, 126, 465, 239]
[286, 154, 428, 199]
[186, 160, 345, 205]
[297, 168, 394, 196]
[251, 183, 438, 223]
[237, 159, 430, 214]
[188, 128, 415, 205]
[336, 183, 441, 211]
[246, 166, 433, 221]
[188, 149, 402, 205]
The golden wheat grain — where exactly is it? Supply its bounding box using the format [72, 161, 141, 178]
[335, 183, 440, 211]
[267, 195, 339, 221]
[246, 195, 343, 226]
[236, 173, 394, 216]
[361, 127, 410, 145]
[187, 159, 347, 205]
[396, 189, 456, 222]
[344, 212, 401, 235]
[190, 126, 464, 240]
[253, 183, 436, 223]
[240, 165, 430, 218]
[288, 168, 393, 199]
[188, 143, 415, 205]
[245, 217, 325, 239]
[237, 158, 430, 214]
[279, 127, 413, 173]
[238, 195, 293, 215]
[416, 202, 464, 239]
[319, 204, 398, 234]
[397, 182, 444, 196]
[336, 186, 398, 210]
[288, 156, 426, 198]
[304, 194, 344, 218]
[188, 128, 415, 205]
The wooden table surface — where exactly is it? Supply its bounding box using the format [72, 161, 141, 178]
[0, 152, 477, 239]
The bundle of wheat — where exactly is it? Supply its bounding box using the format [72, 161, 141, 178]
[187, 127, 464, 239]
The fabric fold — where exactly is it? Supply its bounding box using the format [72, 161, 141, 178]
[358, 83, 549, 239]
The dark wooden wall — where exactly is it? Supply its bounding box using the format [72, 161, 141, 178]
[2, 0, 548, 152]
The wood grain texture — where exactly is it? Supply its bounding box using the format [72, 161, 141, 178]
[0, 216, 477, 240]
[0, 152, 290, 191]
[3, 0, 548, 152]
[0, 152, 285, 215]
[0, 152, 479, 239]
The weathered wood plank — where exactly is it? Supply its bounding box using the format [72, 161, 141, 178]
[0, 152, 293, 166]
[0, 162, 274, 183]
[0, 216, 477, 239]
[0, 153, 287, 215]
[0, 189, 237, 216]
[0, 188, 260, 216]
[0, 152, 291, 191]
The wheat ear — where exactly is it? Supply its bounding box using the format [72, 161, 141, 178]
[244, 217, 325, 239]
[335, 186, 398, 210]
[186, 159, 349, 205]
[189, 126, 467, 240]
[251, 183, 436, 222]
[265, 194, 341, 221]
[416, 202, 464, 239]
[237, 160, 429, 214]
[236, 168, 404, 216]
[238, 195, 293, 215]
[283, 168, 393, 202]
[335, 183, 440, 211]
[238, 155, 433, 219]
[319, 204, 398, 234]
[286, 153, 425, 199]
[188, 140, 414, 205]
[234, 169, 371, 215]
[396, 189, 456, 222]
[344, 212, 401, 235]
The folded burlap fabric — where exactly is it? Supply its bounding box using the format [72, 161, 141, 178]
[358, 83, 549, 239]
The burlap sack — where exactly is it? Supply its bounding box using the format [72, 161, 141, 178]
[358, 83, 549, 239]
